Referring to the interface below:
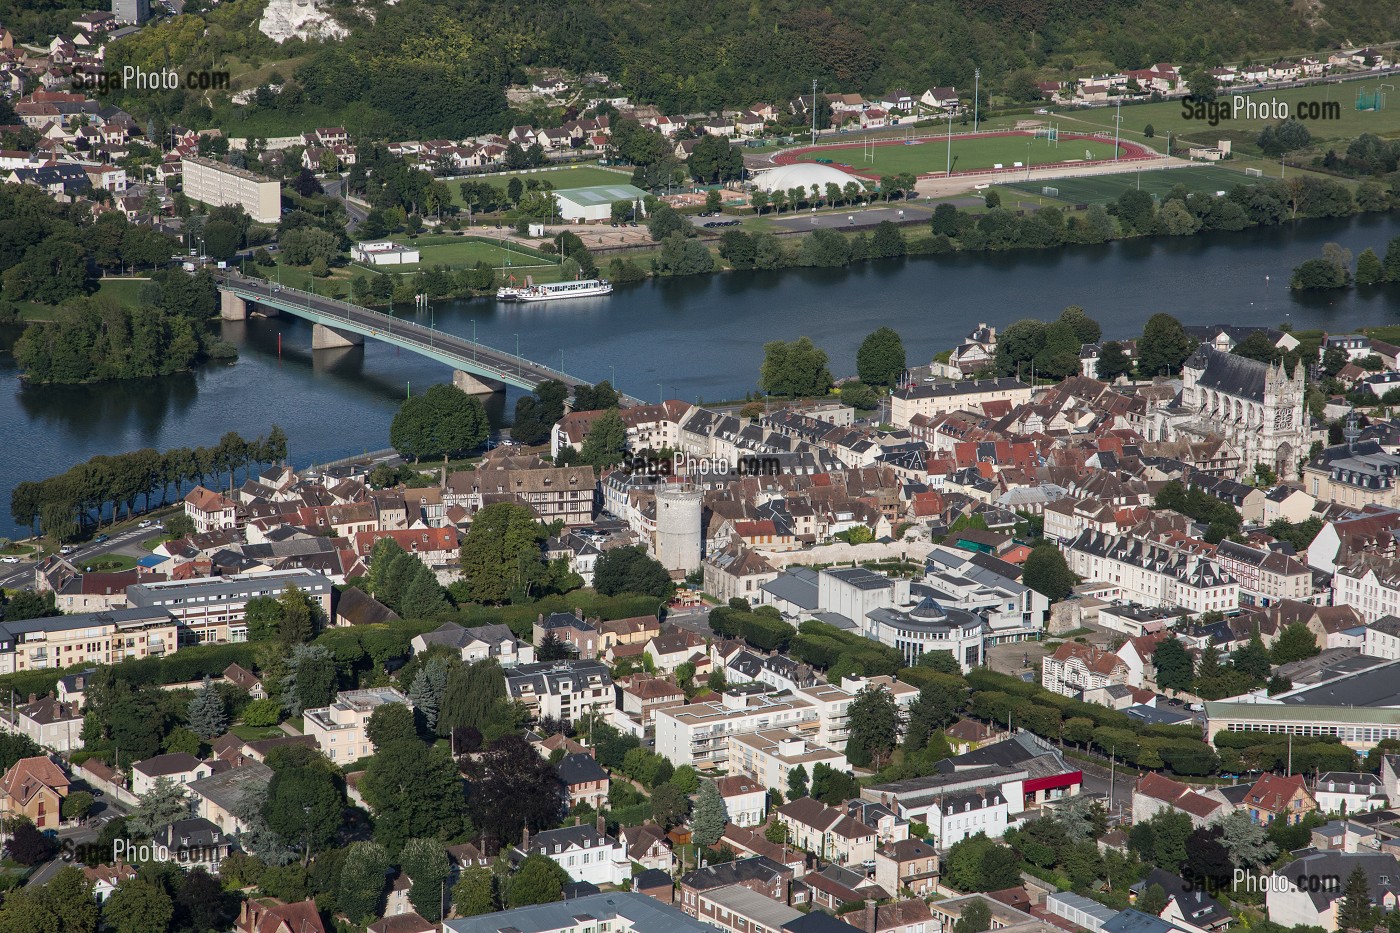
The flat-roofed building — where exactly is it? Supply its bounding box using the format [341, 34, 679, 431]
[655, 692, 819, 769]
[0, 606, 178, 674]
[727, 728, 847, 792]
[181, 155, 280, 223]
[444, 892, 716, 933]
[303, 687, 411, 765]
[126, 570, 334, 646]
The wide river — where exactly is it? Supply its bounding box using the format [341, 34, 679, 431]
[2, 213, 1400, 538]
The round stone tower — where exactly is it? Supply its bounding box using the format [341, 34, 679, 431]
[653, 484, 703, 576]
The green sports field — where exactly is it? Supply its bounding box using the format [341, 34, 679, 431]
[1050, 81, 1400, 146]
[788, 134, 1124, 176]
[352, 235, 562, 278]
[451, 164, 633, 205]
[999, 164, 1268, 205]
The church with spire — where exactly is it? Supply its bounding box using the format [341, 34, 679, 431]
[1153, 345, 1309, 479]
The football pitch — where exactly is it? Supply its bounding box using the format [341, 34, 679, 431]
[450, 164, 633, 205]
[783, 132, 1130, 177]
[1000, 164, 1270, 205]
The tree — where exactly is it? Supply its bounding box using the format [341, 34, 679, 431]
[461, 734, 565, 846]
[944, 834, 1023, 892]
[61, 791, 94, 823]
[1058, 306, 1101, 344]
[438, 660, 507, 737]
[651, 782, 691, 829]
[509, 853, 569, 907]
[1095, 341, 1133, 381]
[580, 408, 627, 469]
[954, 899, 992, 933]
[339, 841, 390, 924]
[390, 383, 489, 463]
[187, 676, 228, 739]
[367, 702, 419, 751]
[1356, 248, 1384, 285]
[693, 779, 727, 847]
[263, 767, 343, 866]
[5, 820, 56, 866]
[1272, 622, 1320, 664]
[1217, 809, 1277, 868]
[1138, 883, 1168, 916]
[103, 879, 173, 933]
[281, 643, 336, 715]
[128, 778, 190, 835]
[1152, 638, 1195, 692]
[765, 819, 789, 844]
[1338, 864, 1378, 933]
[1230, 635, 1272, 681]
[401, 568, 451, 619]
[761, 337, 832, 397]
[810, 761, 860, 805]
[1138, 313, 1196, 376]
[361, 740, 469, 854]
[457, 502, 545, 604]
[786, 764, 809, 801]
[453, 865, 496, 917]
[593, 546, 674, 598]
[1022, 543, 1075, 601]
[401, 837, 451, 921]
[857, 327, 906, 387]
[846, 685, 900, 768]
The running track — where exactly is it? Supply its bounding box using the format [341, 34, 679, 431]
[771, 130, 1159, 180]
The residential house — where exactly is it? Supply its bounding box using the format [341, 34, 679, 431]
[1266, 851, 1400, 929]
[411, 621, 533, 667]
[131, 752, 215, 796]
[188, 761, 274, 834]
[1132, 772, 1226, 828]
[515, 822, 628, 887]
[83, 863, 137, 902]
[558, 752, 610, 810]
[1312, 772, 1386, 815]
[0, 694, 83, 752]
[620, 823, 673, 872]
[184, 486, 238, 533]
[678, 856, 798, 920]
[716, 775, 767, 827]
[504, 660, 615, 725]
[153, 816, 231, 873]
[0, 755, 68, 829]
[873, 838, 939, 897]
[1243, 772, 1316, 825]
[777, 796, 877, 868]
[303, 687, 412, 766]
[236, 898, 327, 933]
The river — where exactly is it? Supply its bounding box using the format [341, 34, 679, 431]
[2, 213, 1400, 539]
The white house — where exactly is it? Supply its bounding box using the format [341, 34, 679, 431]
[515, 823, 628, 887]
[352, 241, 420, 266]
[131, 753, 213, 796]
[715, 775, 767, 828]
[1312, 772, 1386, 815]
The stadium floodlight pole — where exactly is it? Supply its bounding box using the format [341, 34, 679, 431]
[946, 109, 953, 177]
[974, 67, 980, 132]
[811, 78, 818, 144]
[1114, 97, 1121, 160]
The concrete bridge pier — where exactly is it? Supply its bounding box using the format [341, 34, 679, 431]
[312, 323, 365, 350]
[219, 290, 248, 321]
[453, 369, 507, 395]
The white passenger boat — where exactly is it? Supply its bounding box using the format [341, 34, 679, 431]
[496, 278, 613, 301]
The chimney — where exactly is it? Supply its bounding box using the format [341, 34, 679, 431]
[27, 694, 35, 704]
[597, 814, 607, 838]
[521, 826, 531, 851]
[865, 899, 877, 933]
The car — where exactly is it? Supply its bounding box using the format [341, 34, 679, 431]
[138, 520, 152, 528]
[0, 557, 18, 564]
[59, 545, 74, 555]
[94, 534, 109, 543]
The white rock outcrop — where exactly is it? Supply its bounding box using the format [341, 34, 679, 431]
[258, 0, 349, 43]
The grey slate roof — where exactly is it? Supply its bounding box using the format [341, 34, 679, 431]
[444, 892, 713, 933]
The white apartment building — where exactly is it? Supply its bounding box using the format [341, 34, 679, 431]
[654, 693, 819, 769]
[890, 378, 1033, 429]
[181, 155, 281, 223]
[1333, 558, 1400, 623]
[1041, 642, 1129, 698]
[503, 660, 615, 725]
[303, 687, 411, 765]
[726, 728, 847, 792]
[1064, 529, 1239, 613]
[1363, 616, 1400, 660]
[126, 570, 334, 646]
[930, 790, 1009, 847]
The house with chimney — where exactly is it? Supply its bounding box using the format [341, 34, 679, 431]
[1132, 772, 1227, 828]
[513, 821, 628, 886]
[0, 755, 69, 829]
[1243, 773, 1316, 825]
[236, 898, 327, 933]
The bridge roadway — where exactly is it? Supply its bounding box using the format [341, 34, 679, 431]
[215, 270, 639, 401]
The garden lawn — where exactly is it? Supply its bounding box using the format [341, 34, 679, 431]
[452, 164, 633, 203]
[999, 163, 1271, 205]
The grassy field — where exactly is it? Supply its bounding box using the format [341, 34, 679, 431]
[12, 277, 151, 321]
[350, 235, 564, 282]
[451, 164, 633, 204]
[1000, 163, 1272, 205]
[1049, 82, 1400, 146]
[790, 134, 1124, 176]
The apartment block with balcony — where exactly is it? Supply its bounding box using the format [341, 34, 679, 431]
[303, 687, 411, 765]
[504, 660, 615, 725]
[0, 607, 178, 675]
[654, 692, 820, 769]
[727, 729, 847, 793]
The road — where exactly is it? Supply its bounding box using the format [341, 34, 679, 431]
[219, 271, 642, 401]
[0, 525, 155, 591]
[324, 178, 367, 233]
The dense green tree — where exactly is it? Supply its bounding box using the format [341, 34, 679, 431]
[1271, 622, 1320, 664]
[508, 853, 569, 907]
[580, 408, 628, 468]
[462, 734, 564, 844]
[361, 739, 469, 854]
[761, 337, 832, 397]
[651, 782, 691, 829]
[1338, 864, 1378, 932]
[1230, 635, 1272, 681]
[186, 676, 228, 739]
[857, 327, 906, 387]
[1095, 341, 1133, 380]
[810, 761, 860, 805]
[593, 545, 674, 598]
[102, 878, 173, 933]
[453, 865, 496, 917]
[438, 660, 507, 737]
[845, 685, 901, 768]
[263, 766, 343, 865]
[339, 841, 390, 924]
[1022, 543, 1075, 601]
[1152, 638, 1195, 692]
[0, 865, 99, 932]
[457, 502, 545, 604]
[1356, 248, 1384, 286]
[402, 837, 451, 921]
[943, 834, 1024, 892]
[390, 383, 489, 463]
[1137, 313, 1196, 376]
[954, 899, 993, 933]
[367, 702, 420, 750]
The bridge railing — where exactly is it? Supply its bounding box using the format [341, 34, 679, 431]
[217, 271, 576, 384]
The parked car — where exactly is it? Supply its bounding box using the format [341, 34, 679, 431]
[0, 556, 18, 564]
[59, 545, 74, 554]
[94, 534, 109, 543]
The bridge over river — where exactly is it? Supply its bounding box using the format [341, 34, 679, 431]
[215, 271, 639, 401]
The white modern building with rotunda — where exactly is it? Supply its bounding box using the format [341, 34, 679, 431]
[865, 596, 986, 672]
[752, 162, 866, 194]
